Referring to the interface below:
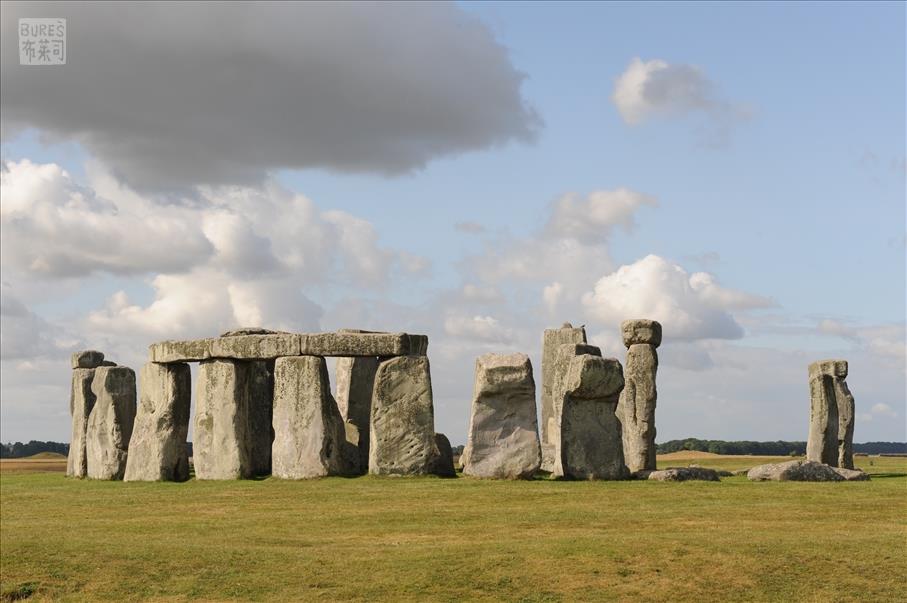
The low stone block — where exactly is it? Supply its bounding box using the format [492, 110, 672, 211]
[369, 356, 438, 475]
[272, 356, 349, 479]
[620, 319, 663, 347]
[86, 367, 136, 480]
[747, 460, 845, 482]
[66, 368, 97, 477]
[646, 467, 721, 482]
[124, 362, 191, 482]
[71, 350, 105, 369]
[463, 353, 541, 479]
[832, 466, 870, 481]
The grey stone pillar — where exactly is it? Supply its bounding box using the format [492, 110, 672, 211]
[194, 359, 254, 479]
[553, 354, 626, 480]
[463, 353, 541, 479]
[271, 356, 349, 479]
[807, 359, 852, 468]
[617, 319, 661, 473]
[540, 323, 587, 468]
[124, 362, 191, 482]
[86, 366, 137, 480]
[66, 368, 98, 477]
[369, 356, 438, 476]
[335, 356, 379, 474]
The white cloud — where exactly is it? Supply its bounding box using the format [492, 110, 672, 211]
[582, 254, 773, 340]
[817, 319, 906, 367]
[544, 188, 657, 243]
[542, 282, 564, 314]
[443, 315, 514, 344]
[870, 403, 897, 418]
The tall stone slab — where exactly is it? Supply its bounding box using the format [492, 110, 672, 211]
[369, 356, 439, 476]
[86, 366, 136, 480]
[553, 354, 627, 480]
[66, 368, 97, 477]
[463, 353, 541, 479]
[335, 355, 379, 474]
[541, 323, 587, 450]
[272, 356, 350, 479]
[124, 362, 191, 482]
[194, 359, 254, 480]
[617, 319, 661, 473]
[247, 360, 275, 476]
[807, 360, 850, 467]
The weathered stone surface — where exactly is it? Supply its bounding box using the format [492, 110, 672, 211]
[541, 340, 600, 471]
[463, 353, 541, 479]
[342, 420, 362, 474]
[835, 376, 855, 470]
[618, 335, 660, 473]
[807, 360, 842, 466]
[832, 466, 870, 481]
[124, 362, 191, 482]
[66, 368, 97, 477]
[369, 356, 438, 476]
[747, 460, 845, 482]
[272, 356, 350, 479]
[646, 467, 721, 482]
[71, 350, 105, 369]
[335, 355, 379, 474]
[194, 360, 254, 479]
[553, 354, 627, 480]
[246, 360, 274, 476]
[620, 319, 663, 347]
[86, 367, 136, 480]
[221, 327, 283, 337]
[541, 324, 587, 451]
[149, 338, 215, 363]
[301, 332, 427, 357]
[99, 360, 117, 367]
[731, 468, 751, 476]
[429, 433, 456, 477]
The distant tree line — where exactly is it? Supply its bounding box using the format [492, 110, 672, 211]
[1, 440, 70, 458]
[656, 438, 907, 456]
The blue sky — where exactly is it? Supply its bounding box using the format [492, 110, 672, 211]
[1, 1, 904, 444]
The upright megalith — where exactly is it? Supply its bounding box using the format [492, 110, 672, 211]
[540, 323, 588, 468]
[617, 319, 661, 473]
[66, 368, 97, 477]
[124, 362, 191, 482]
[553, 354, 627, 480]
[272, 356, 350, 479]
[247, 360, 275, 476]
[429, 433, 457, 477]
[463, 353, 541, 479]
[194, 359, 254, 480]
[335, 355, 379, 474]
[86, 366, 136, 480]
[369, 356, 439, 476]
[807, 360, 855, 468]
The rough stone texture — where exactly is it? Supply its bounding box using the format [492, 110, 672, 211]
[553, 354, 627, 480]
[834, 376, 855, 470]
[301, 332, 427, 357]
[747, 460, 845, 482]
[463, 353, 541, 479]
[71, 350, 105, 369]
[342, 420, 362, 474]
[247, 360, 274, 476]
[541, 324, 587, 448]
[193, 360, 254, 480]
[806, 360, 843, 466]
[150, 338, 216, 363]
[210, 334, 301, 360]
[369, 356, 438, 476]
[429, 433, 456, 477]
[124, 362, 191, 482]
[617, 319, 661, 473]
[66, 368, 97, 477]
[221, 327, 284, 337]
[620, 319, 663, 347]
[99, 360, 117, 367]
[272, 356, 350, 479]
[646, 467, 721, 482]
[86, 367, 136, 480]
[335, 355, 379, 474]
[541, 340, 600, 471]
[832, 467, 870, 481]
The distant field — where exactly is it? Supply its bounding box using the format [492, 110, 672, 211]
[1, 454, 905, 602]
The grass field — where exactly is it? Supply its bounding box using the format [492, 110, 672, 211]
[1, 454, 905, 602]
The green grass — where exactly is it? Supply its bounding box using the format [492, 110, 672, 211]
[1, 456, 905, 602]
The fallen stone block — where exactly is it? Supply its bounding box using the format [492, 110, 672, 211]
[86, 366, 136, 480]
[747, 460, 845, 482]
[832, 466, 870, 481]
[646, 467, 721, 482]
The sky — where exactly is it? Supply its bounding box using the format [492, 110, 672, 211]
[0, 1, 904, 446]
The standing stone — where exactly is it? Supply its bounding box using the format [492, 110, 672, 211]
[429, 433, 456, 477]
[544, 343, 601, 470]
[553, 354, 627, 480]
[806, 360, 842, 466]
[463, 353, 541, 479]
[272, 356, 349, 479]
[247, 360, 275, 476]
[194, 359, 254, 480]
[335, 356, 379, 474]
[66, 368, 97, 477]
[540, 323, 587, 467]
[86, 366, 136, 480]
[369, 356, 438, 476]
[834, 365, 855, 470]
[124, 362, 191, 482]
[617, 319, 661, 473]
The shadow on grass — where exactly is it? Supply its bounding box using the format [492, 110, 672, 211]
[867, 472, 907, 479]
